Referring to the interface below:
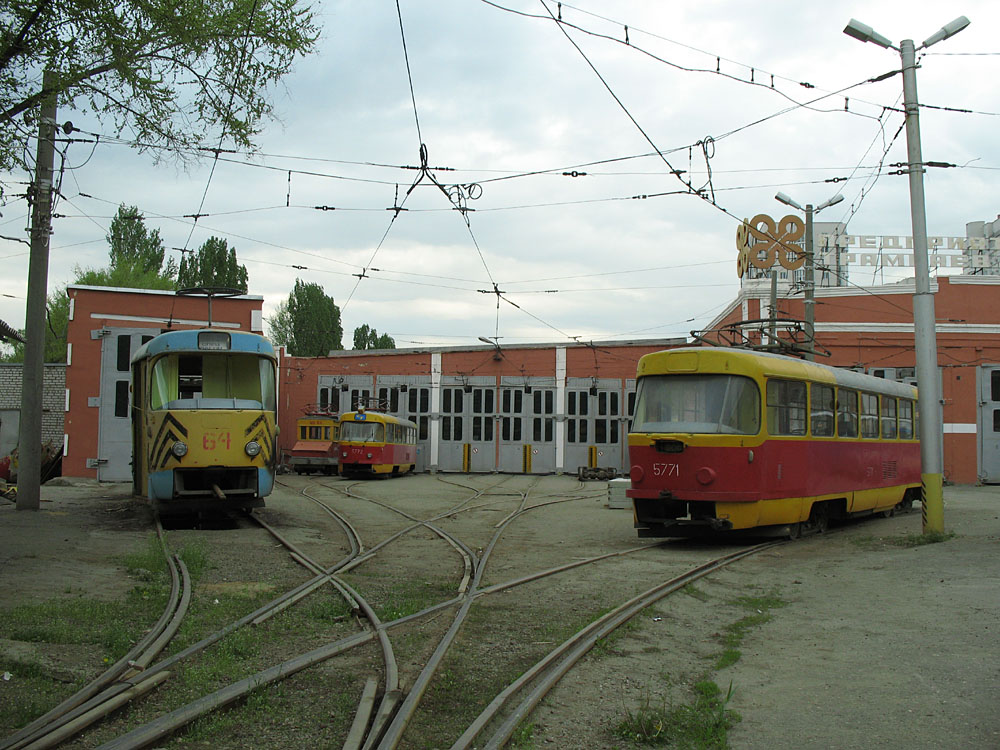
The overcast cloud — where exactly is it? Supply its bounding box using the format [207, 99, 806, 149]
[2, 0, 999, 348]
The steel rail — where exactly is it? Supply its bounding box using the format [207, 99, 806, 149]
[1, 522, 188, 750]
[96, 631, 377, 750]
[457, 542, 782, 749]
[374, 477, 544, 750]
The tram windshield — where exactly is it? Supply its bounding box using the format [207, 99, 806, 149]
[631, 374, 760, 434]
[339, 421, 385, 443]
[150, 353, 276, 411]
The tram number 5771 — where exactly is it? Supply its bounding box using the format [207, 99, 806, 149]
[652, 463, 680, 477]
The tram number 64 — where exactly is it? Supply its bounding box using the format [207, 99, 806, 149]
[652, 462, 680, 477]
[203, 431, 232, 450]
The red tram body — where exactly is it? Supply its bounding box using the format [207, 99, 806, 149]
[338, 408, 417, 478]
[627, 348, 921, 537]
[287, 412, 339, 475]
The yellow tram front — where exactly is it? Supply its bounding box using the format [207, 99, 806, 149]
[131, 329, 278, 511]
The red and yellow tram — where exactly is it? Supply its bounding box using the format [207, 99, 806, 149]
[287, 411, 339, 475]
[627, 347, 921, 537]
[338, 407, 417, 477]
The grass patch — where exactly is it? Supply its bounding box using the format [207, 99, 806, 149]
[616, 680, 739, 747]
[509, 720, 536, 748]
[714, 591, 787, 669]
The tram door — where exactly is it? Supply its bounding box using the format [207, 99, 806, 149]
[498, 384, 527, 472]
[979, 366, 1000, 483]
[96, 328, 154, 481]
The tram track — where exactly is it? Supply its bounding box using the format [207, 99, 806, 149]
[6, 474, 794, 750]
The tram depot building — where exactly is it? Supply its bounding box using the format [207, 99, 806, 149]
[47, 271, 1000, 486]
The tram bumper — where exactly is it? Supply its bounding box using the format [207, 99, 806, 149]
[631, 491, 735, 537]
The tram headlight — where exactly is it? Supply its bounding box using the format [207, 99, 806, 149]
[171, 441, 188, 458]
[367, 452, 373, 459]
[245, 440, 262, 457]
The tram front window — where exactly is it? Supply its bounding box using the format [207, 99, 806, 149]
[631, 374, 760, 435]
[339, 422, 385, 443]
[150, 354, 276, 411]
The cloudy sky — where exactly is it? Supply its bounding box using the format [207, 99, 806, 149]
[2, 0, 999, 350]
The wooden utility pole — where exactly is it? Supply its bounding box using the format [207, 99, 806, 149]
[17, 70, 57, 511]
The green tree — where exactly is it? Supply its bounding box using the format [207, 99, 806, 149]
[266, 279, 341, 356]
[177, 236, 248, 292]
[107, 204, 176, 278]
[353, 324, 395, 350]
[0, 0, 319, 172]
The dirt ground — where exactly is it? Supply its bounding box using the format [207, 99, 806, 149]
[1, 476, 998, 749]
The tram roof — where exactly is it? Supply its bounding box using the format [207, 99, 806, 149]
[637, 347, 918, 399]
[131, 328, 276, 363]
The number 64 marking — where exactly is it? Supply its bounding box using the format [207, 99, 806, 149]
[203, 431, 232, 450]
[652, 462, 680, 477]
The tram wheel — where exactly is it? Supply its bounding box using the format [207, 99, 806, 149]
[810, 505, 830, 534]
[788, 522, 803, 540]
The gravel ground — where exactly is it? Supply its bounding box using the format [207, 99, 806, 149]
[1, 477, 998, 749]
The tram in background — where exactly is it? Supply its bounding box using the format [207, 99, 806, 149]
[627, 347, 921, 538]
[131, 329, 278, 512]
[338, 405, 417, 478]
[287, 409, 340, 475]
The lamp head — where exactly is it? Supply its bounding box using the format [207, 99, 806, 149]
[816, 194, 845, 212]
[843, 18, 895, 49]
[775, 192, 803, 211]
[921, 16, 970, 48]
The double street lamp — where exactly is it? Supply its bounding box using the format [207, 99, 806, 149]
[774, 191, 844, 361]
[842, 15, 970, 533]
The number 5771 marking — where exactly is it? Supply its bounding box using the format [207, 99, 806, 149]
[652, 462, 680, 477]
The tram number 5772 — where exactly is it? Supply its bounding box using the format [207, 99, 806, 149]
[652, 463, 680, 477]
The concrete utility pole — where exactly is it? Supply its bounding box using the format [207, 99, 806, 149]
[17, 70, 57, 511]
[843, 16, 970, 533]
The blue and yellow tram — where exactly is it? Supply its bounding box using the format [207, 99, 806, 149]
[338, 407, 417, 477]
[627, 347, 921, 537]
[131, 329, 278, 512]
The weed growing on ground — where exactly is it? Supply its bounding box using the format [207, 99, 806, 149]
[616, 680, 739, 747]
[714, 591, 787, 670]
[509, 720, 536, 748]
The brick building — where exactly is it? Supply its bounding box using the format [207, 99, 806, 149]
[0, 363, 65, 460]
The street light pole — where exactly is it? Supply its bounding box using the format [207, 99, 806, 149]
[843, 16, 969, 533]
[775, 192, 843, 361]
[900, 36, 945, 534]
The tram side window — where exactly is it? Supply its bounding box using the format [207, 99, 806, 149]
[766, 379, 806, 436]
[881, 397, 897, 439]
[860, 393, 880, 438]
[899, 399, 914, 439]
[810, 384, 835, 437]
[837, 389, 859, 438]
